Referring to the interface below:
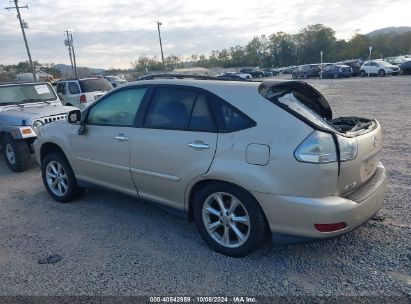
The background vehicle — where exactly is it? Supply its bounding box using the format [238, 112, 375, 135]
[0, 82, 75, 172]
[263, 68, 279, 76]
[56, 78, 113, 109]
[281, 66, 297, 74]
[360, 61, 400, 77]
[336, 60, 362, 76]
[292, 64, 321, 79]
[399, 60, 411, 75]
[103, 75, 127, 87]
[239, 68, 264, 78]
[234, 72, 252, 80]
[35, 78, 386, 257]
[319, 64, 353, 79]
[216, 72, 245, 80]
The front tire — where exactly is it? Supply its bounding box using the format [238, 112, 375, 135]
[378, 69, 386, 77]
[42, 152, 84, 202]
[1, 134, 31, 172]
[193, 183, 266, 257]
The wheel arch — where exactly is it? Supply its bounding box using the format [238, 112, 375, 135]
[186, 179, 269, 230]
[40, 142, 68, 163]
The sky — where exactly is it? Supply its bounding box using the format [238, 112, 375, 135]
[0, 0, 410, 69]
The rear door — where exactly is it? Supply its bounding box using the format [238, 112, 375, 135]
[70, 87, 148, 196]
[129, 86, 218, 210]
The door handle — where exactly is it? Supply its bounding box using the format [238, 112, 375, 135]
[188, 142, 210, 150]
[114, 134, 128, 141]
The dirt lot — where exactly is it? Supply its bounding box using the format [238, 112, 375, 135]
[0, 75, 410, 299]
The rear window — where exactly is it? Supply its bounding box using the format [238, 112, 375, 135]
[79, 79, 113, 93]
[0, 83, 57, 105]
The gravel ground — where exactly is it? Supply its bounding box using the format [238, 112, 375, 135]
[0, 75, 410, 299]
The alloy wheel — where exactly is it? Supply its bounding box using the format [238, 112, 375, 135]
[46, 161, 68, 197]
[202, 192, 251, 248]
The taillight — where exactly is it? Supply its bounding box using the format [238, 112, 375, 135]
[314, 222, 347, 232]
[294, 131, 337, 163]
[79, 94, 87, 103]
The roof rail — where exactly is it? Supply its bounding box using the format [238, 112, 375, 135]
[136, 73, 252, 82]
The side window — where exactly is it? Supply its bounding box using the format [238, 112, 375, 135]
[371, 62, 378, 67]
[209, 95, 254, 132]
[363, 63, 369, 67]
[68, 82, 80, 94]
[87, 88, 147, 126]
[188, 94, 216, 132]
[56, 83, 66, 95]
[144, 87, 197, 130]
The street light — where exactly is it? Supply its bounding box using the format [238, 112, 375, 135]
[157, 21, 165, 72]
[320, 50, 323, 78]
[368, 46, 373, 77]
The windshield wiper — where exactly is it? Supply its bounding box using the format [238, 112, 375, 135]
[20, 99, 52, 104]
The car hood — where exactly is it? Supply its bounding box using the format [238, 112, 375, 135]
[258, 80, 332, 120]
[0, 103, 78, 125]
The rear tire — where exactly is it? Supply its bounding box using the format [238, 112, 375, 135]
[1, 134, 31, 172]
[360, 70, 366, 77]
[42, 152, 84, 202]
[193, 183, 267, 257]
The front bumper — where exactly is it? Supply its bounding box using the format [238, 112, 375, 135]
[252, 163, 386, 239]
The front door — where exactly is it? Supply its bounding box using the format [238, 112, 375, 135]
[70, 87, 148, 196]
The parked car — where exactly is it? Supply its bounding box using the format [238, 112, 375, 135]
[35, 78, 386, 257]
[292, 64, 321, 79]
[360, 61, 400, 77]
[399, 60, 411, 75]
[56, 78, 113, 109]
[280, 66, 297, 74]
[234, 72, 252, 80]
[103, 75, 127, 88]
[0, 82, 75, 172]
[319, 64, 353, 79]
[239, 68, 265, 78]
[216, 73, 245, 80]
[263, 68, 279, 76]
[336, 60, 362, 76]
[384, 56, 408, 66]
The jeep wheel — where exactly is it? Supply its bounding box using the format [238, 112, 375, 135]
[1, 134, 31, 172]
[42, 152, 84, 202]
[193, 183, 266, 257]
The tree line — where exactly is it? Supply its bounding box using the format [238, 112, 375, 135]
[131, 24, 411, 72]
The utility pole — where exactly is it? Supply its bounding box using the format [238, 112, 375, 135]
[157, 21, 165, 72]
[70, 32, 78, 79]
[5, 0, 36, 81]
[65, 30, 75, 77]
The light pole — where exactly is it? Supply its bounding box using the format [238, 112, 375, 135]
[157, 21, 165, 72]
[320, 50, 323, 78]
[368, 46, 373, 77]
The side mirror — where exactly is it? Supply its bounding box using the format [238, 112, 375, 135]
[67, 109, 81, 124]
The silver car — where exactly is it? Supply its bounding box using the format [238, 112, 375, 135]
[34, 79, 386, 257]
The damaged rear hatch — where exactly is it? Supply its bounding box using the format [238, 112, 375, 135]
[258, 80, 383, 197]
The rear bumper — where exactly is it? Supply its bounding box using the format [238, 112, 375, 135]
[252, 163, 386, 239]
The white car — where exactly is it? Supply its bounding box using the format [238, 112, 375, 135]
[360, 61, 400, 77]
[103, 75, 127, 88]
[56, 78, 113, 109]
[234, 72, 252, 80]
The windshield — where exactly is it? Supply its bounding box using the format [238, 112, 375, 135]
[79, 79, 113, 93]
[0, 83, 57, 105]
